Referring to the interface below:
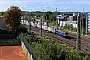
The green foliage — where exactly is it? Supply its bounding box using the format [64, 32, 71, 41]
[0, 12, 4, 16]
[49, 20, 56, 26]
[43, 11, 52, 20]
[80, 15, 86, 32]
[35, 14, 41, 19]
[66, 50, 89, 60]
[3, 6, 21, 32]
[43, 11, 56, 23]
[33, 42, 66, 60]
[19, 24, 27, 33]
[60, 24, 86, 35]
[80, 15, 86, 21]
[36, 14, 41, 17]
[60, 25, 77, 32]
[21, 32, 90, 60]
[23, 33, 34, 43]
[23, 13, 31, 20]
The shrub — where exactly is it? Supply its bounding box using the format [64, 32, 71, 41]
[22, 32, 90, 60]
[19, 24, 27, 33]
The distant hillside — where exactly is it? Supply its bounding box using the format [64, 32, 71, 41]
[0, 11, 88, 16]
[21, 11, 87, 16]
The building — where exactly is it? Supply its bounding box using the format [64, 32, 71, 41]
[56, 13, 78, 28]
[57, 12, 77, 21]
[69, 16, 77, 21]
[86, 12, 90, 34]
[0, 16, 7, 29]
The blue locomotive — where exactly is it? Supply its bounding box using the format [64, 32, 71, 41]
[55, 29, 69, 37]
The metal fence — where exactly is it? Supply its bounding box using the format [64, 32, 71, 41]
[0, 34, 19, 46]
[19, 33, 38, 60]
[0, 34, 15, 39]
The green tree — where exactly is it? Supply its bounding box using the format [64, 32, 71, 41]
[0, 12, 4, 16]
[36, 14, 40, 17]
[80, 15, 86, 34]
[43, 11, 52, 20]
[23, 12, 31, 20]
[3, 6, 21, 32]
[80, 15, 86, 28]
[43, 11, 56, 23]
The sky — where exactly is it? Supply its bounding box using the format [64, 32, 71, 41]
[0, 0, 90, 12]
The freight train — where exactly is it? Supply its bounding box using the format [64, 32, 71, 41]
[21, 20, 69, 37]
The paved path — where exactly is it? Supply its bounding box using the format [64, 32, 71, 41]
[0, 46, 28, 60]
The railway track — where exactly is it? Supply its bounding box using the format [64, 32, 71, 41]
[69, 33, 90, 54]
[25, 25, 90, 55]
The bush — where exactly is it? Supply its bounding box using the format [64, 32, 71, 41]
[19, 24, 27, 33]
[22, 33, 90, 60]
[60, 25, 77, 32]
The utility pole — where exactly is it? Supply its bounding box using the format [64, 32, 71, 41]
[23, 15, 24, 24]
[56, 8, 58, 29]
[40, 15, 42, 36]
[82, 7, 84, 35]
[76, 13, 81, 51]
[28, 14, 31, 33]
[83, 7, 84, 14]
[86, 14, 88, 35]
[43, 9, 44, 12]
[29, 20, 31, 33]
[28, 13, 31, 33]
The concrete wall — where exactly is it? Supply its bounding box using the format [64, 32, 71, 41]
[0, 16, 7, 29]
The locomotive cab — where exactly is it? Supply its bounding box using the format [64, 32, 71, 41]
[64, 32, 69, 37]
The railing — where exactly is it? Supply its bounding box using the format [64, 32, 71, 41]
[0, 34, 15, 39]
[0, 34, 19, 45]
[19, 33, 38, 60]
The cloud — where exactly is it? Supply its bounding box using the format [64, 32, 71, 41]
[0, 6, 8, 11]
[45, 6, 49, 8]
[56, 0, 90, 5]
[61, 6, 70, 9]
[23, 6, 28, 8]
[0, 0, 90, 12]
[36, 7, 40, 8]
[0, 0, 51, 3]
[44, 5, 54, 9]
[51, 6, 54, 8]
[74, 1, 90, 4]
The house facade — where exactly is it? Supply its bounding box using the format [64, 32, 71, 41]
[56, 13, 77, 28]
